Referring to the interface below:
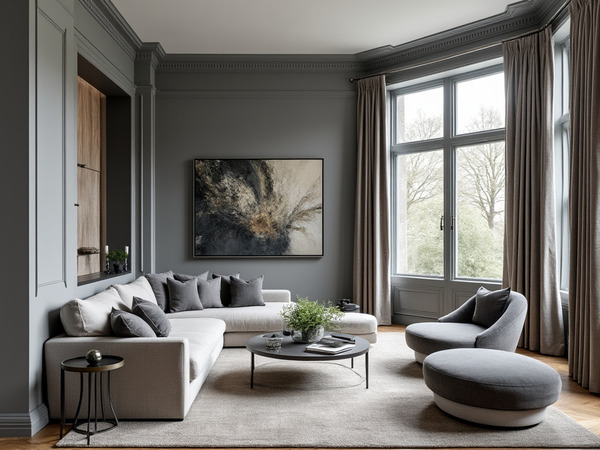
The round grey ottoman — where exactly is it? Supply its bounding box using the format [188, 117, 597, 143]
[422, 348, 561, 427]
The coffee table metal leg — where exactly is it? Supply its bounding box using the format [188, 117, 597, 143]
[250, 352, 255, 389]
[365, 352, 369, 389]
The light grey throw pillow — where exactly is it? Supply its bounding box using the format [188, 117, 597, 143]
[110, 308, 156, 337]
[229, 275, 265, 307]
[198, 277, 223, 308]
[472, 286, 511, 328]
[168, 277, 203, 312]
[132, 296, 171, 337]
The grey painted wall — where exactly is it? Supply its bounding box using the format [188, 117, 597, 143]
[0, 0, 138, 437]
[0, 0, 33, 418]
[154, 70, 358, 302]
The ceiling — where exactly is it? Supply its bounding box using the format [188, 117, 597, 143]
[111, 0, 520, 55]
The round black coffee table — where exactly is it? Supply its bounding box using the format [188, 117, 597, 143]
[246, 334, 370, 389]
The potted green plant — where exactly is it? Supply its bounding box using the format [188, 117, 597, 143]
[107, 249, 128, 273]
[280, 296, 344, 343]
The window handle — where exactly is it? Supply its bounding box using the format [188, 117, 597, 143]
[451, 215, 455, 231]
[440, 215, 444, 231]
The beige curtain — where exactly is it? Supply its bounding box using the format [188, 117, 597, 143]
[568, 0, 600, 393]
[353, 75, 391, 325]
[503, 28, 565, 356]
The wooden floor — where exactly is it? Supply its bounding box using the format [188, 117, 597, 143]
[2, 325, 599, 450]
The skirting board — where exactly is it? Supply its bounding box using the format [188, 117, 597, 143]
[0, 403, 48, 437]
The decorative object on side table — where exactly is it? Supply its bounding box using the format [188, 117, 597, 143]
[107, 248, 128, 274]
[85, 349, 102, 366]
[280, 297, 344, 343]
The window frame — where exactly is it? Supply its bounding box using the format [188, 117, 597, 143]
[553, 20, 570, 293]
[390, 64, 505, 282]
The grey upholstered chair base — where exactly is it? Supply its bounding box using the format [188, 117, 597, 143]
[422, 348, 562, 427]
[405, 289, 528, 362]
[405, 322, 485, 363]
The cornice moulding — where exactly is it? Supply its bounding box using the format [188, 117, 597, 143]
[79, 0, 141, 59]
[156, 55, 363, 73]
[359, 0, 568, 73]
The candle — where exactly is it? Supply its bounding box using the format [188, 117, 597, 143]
[125, 246, 129, 255]
[105, 245, 109, 254]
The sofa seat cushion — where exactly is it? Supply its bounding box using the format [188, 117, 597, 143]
[405, 322, 486, 357]
[168, 302, 287, 333]
[169, 317, 226, 381]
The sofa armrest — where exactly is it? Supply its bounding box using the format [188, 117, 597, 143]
[262, 289, 291, 303]
[475, 292, 528, 351]
[44, 335, 190, 419]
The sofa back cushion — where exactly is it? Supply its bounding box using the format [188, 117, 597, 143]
[60, 287, 128, 336]
[113, 276, 157, 309]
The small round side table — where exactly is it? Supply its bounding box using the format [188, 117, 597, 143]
[60, 355, 124, 445]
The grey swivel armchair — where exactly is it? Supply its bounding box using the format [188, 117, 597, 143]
[405, 287, 528, 363]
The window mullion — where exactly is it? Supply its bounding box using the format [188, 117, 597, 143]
[443, 78, 454, 282]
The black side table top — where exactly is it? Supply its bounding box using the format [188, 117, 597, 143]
[61, 356, 124, 373]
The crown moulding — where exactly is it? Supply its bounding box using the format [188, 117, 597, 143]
[82, 0, 568, 74]
[155, 59, 364, 73]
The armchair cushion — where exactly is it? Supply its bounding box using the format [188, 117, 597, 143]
[472, 286, 511, 328]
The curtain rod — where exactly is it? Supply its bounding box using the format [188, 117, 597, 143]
[349, 0, 570, 83]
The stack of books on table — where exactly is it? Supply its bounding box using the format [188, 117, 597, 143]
[305, 334, 356, 354]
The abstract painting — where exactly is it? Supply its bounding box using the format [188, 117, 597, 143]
[193, 159, 323, 257]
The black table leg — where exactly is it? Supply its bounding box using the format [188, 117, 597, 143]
[365, 351, 369, 389]
[60, 368, 65, 439]
[250, 352, 255, 389]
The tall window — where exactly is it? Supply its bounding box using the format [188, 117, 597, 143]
[391, 68, 505, 280]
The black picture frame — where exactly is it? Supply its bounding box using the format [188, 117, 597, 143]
[193, 158, 324, 257]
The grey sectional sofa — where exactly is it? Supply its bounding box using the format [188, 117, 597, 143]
[44, 275, 377, 420]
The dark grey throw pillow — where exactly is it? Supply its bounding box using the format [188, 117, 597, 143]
[198, 277, 223, 308]
[110, 308, 156, 337]
[229, 275, 265, 307]
[132, 296, 171, 337]
[472, 286, 511, 328]
[212, 272, 240, 307]
[145, 271, 174, 312]
[168, 277, 203, 312]
[174, 271, 209, 283]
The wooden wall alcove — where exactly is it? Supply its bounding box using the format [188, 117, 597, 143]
[77, 77, 106, 276]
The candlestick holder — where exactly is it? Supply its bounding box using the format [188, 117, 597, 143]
[124, 258, 128, 272]
[105, 255, 110, 274]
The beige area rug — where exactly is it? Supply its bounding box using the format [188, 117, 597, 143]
[57, 332, 600, 448]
